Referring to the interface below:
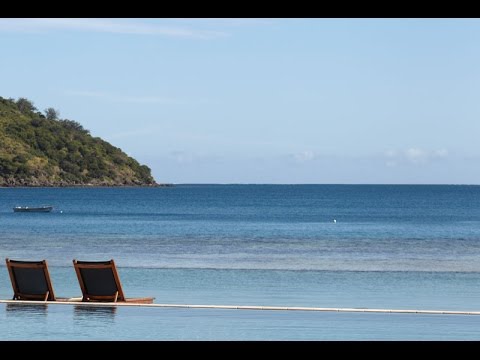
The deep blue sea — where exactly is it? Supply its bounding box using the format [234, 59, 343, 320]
[1, 184, 480, 340]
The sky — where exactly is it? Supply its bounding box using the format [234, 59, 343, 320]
[1, 18, 480, 184]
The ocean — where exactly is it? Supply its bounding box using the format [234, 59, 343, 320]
[1, 184, 480, 340]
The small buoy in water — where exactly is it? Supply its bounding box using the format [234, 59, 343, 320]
[333, 219, 336, 223]
[60, 211, 63, 214]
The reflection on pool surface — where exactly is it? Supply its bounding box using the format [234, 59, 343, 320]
[1, 303, 480, 340]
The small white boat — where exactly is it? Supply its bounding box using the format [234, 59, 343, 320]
[13, 206, 53, 213]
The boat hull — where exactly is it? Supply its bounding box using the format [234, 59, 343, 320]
[13, 206, 53, 213]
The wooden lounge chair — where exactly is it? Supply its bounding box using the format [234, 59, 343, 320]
[5, 258, 56, 301]
[72, 259, 154, 304]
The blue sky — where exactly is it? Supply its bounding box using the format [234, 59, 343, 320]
[1, 18, 480, 184]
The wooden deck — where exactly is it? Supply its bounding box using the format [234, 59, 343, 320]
[1, 299, 479, 315]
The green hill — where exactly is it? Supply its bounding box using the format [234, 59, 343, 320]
[0, 96, 157, 186]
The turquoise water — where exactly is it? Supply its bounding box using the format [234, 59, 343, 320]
[1, 185, 480, 340]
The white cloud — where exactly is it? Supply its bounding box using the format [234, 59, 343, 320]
[405, 147, 428, 163]
[293, 150, 315, 163]
[0, 18, 228, 39]
[384, 147, 449, 166]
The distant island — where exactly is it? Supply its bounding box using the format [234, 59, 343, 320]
[0, 96, 161, 187]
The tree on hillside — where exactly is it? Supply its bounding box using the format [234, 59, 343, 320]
[60, 119, 89, 134]
[16, 98, 37, 114]
[45, 107, 60, 120]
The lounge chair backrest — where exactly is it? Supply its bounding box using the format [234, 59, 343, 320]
[73, 259, 126, 302]
[5, 258, 56, 301]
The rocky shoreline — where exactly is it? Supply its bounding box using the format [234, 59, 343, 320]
[0, 177, 173, 187]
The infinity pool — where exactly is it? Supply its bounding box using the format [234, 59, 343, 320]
[2, 303, 480, 340]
